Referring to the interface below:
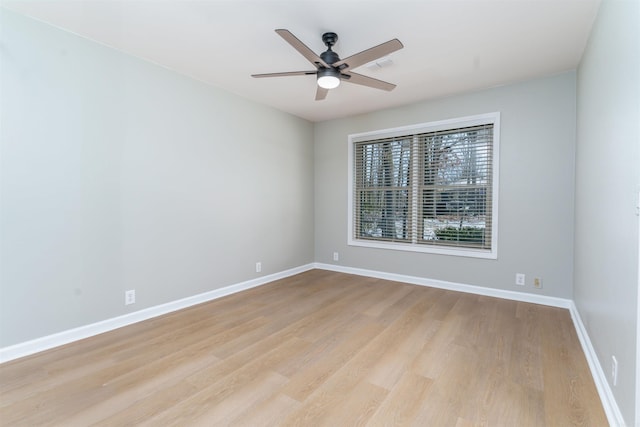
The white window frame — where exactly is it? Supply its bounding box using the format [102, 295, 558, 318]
[347, 112, 500, 259]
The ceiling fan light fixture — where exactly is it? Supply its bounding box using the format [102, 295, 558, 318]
[317, 68, 341, 89]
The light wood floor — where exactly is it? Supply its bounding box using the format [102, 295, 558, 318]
[0, 270, 608, 426]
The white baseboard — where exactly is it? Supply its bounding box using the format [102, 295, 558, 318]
[0, 262, 625, 427]
[569, 302, 626, 427]
[314, 262, 624, 427]
[0, 263, 315, 364]
[314, 263, 572, 308]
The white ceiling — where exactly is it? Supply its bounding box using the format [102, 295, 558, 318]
[2, 0, 600, 122]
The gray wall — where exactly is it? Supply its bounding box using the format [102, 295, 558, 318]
[315, 73, 577, 298]
[574, 0, 640, 424]
[4, 8, 638, 424]
[0, 10, 314, 347]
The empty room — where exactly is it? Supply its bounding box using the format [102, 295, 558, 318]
[1, 0, 638, 425]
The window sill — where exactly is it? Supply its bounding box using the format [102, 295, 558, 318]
[348, 238, 498, 259]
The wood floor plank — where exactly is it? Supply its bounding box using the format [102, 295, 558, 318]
[187, 370, 290, 426]
[368, 371, 433, 426]
[0, 270, 608, 426]
[510, 302, 545, 392]
[366, 293, 438, 390]
[411, 342, 477, 426]
[281, 320, 384, 402]
[61, 347, 221, 425]
[362, 281, 416, 317]
[319, 380, 389, 426]
[540, 307, 608, 427]
[231, 393, 300, 427]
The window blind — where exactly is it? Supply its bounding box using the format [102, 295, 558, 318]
[353, 123, 494, 251]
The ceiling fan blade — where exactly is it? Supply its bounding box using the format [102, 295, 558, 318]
[315, 86, 329, 101]
[275, 29, 329, 68]
[343, 72, 397, 91]
[333, 39, 403, 71]
[252, 71, 317, 78]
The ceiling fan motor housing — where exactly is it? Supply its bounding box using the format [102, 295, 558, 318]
[321, 32, 340, 65]
[321, 50, 340, 65]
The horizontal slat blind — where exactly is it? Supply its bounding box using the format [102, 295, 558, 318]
[353, 123, 494, 250]
[354, 138, 412, 242]
[419, 124, 493, 249]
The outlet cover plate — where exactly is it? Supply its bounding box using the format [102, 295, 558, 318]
[125, 290, 136, 305]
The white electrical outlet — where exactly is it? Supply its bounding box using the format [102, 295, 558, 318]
[611, 356, 618, 386]
[125, 290, 135, 305]
[515, 273, 525, 286]
[256, 262, 262, 273]
[333, 252, 339, 261]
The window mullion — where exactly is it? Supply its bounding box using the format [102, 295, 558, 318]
[411, 135, 419, 244]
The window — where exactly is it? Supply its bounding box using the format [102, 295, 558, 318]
[348, 113, 499, 258]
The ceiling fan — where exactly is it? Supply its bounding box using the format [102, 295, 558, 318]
[252, 29, 403, 100]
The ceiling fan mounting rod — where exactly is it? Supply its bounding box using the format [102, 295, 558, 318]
[322, 32, 338, 49]
[320, 32, 340, 65]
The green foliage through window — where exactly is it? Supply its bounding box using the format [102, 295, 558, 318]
[434, 226, 485, 243]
